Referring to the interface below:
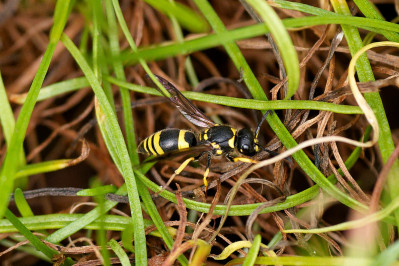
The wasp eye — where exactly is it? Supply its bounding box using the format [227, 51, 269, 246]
[241, 144, 254, 156]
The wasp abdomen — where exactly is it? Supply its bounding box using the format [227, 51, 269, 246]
[138, 128, 197, 156]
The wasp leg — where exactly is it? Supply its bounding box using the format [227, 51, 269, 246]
[161, 157, 195, 192]
[233, 157, 258, 164]
[226, 152, 258, 164]
[194, 151, 206, 161]
[203, 152, 212, 192]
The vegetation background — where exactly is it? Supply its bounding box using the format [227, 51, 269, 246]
[1, 0, 399, 265]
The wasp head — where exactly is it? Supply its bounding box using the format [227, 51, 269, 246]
[236, 128, 259, 156]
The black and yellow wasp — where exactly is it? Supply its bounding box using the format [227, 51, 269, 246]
[138, 74, 270, 190]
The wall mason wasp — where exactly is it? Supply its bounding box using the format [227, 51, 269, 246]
[138, 74, 272, 191]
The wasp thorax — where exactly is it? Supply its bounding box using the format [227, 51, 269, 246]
[236, 128, 257, 156]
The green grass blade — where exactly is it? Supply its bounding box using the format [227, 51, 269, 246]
[0, 71, 15, 143]
[121, 221, 135, 252]
[0, 212, 155, 234]
[0, 239, 51, 262]
[91, 0, 102, 81]
[44, 168, 150, 244]
[193, 0, 366, 212]
[374, 240, 399, 266]
[0, 0, 71, 220]
[353, 0, 399, 42]
[331, 0, 399, 227]
[91, 0, 115, 107]
[0, 71, 27, 188]
[13, 188, 48, 236]
[271, 0, 333, 16]
[15, 159, 76, 179]
[193, 0, 268, 100]
[246, 0, 299, 99]
[94, 188, 111, 266]
[77, 185, 117, 196]
[45, 185, 126, 243]
[111, 1, 188, 264]
[60, 34, 147, 264]
[10, 77, 89, 104]
[13, 188, 34, 217]
[273, 0, 399, 44]
[108, 77, 362, 114]
[243, 234, 261, 266]
[12, 74, 364, 115]
[228, 256, 372, 265]
[49, 0, 72, 42]
[191, 240, 211, 265]
[123, 16, 399, 64]
[105, 0, 139, 166]
[136, 178, 189, 265]
[4, 209, 59, 260]
[169, 0, 199, 87]
[143, 0, 208, 33]
[109, 239, 131, 266]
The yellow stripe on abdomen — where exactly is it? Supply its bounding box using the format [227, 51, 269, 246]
[147, 134, 157, 155]
[142, 138, 150, 154]
[178, 130, 190, 150]
[153, 131, 164, 155]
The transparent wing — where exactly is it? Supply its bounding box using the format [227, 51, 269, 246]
[148, 74, 215, 128]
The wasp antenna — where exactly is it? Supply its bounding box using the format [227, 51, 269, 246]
[259, 145, 278, 156]
[259, 145, 293, 165]
[255, 110, 272, 139]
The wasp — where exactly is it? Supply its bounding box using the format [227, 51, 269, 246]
[138, 74, 271, 191]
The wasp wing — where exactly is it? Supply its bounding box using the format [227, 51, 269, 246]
[148, 74, 216, 128]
